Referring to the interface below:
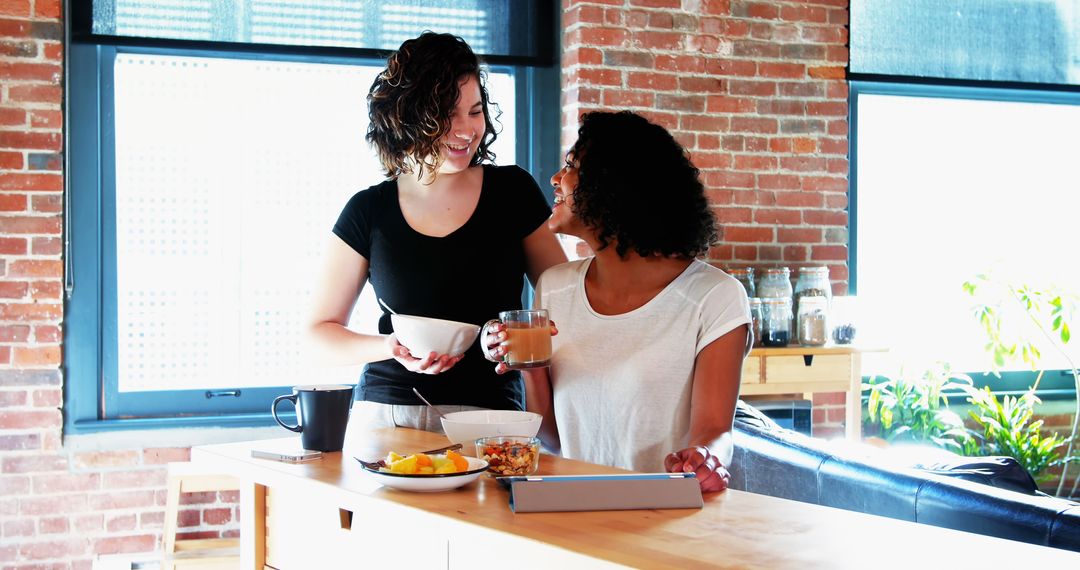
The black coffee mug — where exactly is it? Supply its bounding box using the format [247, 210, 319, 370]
[272, 385, 354, 452]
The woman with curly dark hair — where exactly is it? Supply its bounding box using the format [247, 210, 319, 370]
[307, 32, 565, 433]
[484, 111, 750, 492]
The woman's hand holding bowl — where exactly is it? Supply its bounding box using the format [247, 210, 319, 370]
[386, 333, 463, 375]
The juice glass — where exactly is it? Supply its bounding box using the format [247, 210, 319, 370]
[498, 309, 552, 369]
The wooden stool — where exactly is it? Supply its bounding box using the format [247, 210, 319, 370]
[162, 462, 241, 570]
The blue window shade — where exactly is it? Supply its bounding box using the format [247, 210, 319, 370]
[851, 0, 1080, 86]
[77, 0, 553, 63]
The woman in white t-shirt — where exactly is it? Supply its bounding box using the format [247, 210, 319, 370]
[483, 111, 751, 492]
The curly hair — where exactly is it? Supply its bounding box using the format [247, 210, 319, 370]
[366, 32, 498, 179]
[568, 111, 717, 259]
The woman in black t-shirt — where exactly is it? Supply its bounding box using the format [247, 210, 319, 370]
[306, 32, 565, 432]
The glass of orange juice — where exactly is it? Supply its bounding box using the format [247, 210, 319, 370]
[497, 309, 551, 369]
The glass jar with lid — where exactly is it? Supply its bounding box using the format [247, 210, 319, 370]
[794, 266, 831, 307]
[757, 267, 792, 299]
[761, 297, 792, 347]
[797, 296, 829, 346]
[748, 297, 763, 347]
[728, 267, 756, 298]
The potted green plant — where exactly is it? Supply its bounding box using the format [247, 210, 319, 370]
[863, 363, 1068, 486]
[963, 273, 1079, 495]
[961, 385, 1067, 484]
[863, 362, 974, 453]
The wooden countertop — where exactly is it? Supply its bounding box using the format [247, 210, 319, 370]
[193, 428, 1079, 569]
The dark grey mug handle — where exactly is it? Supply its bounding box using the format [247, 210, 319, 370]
[272, 394, 302, 433]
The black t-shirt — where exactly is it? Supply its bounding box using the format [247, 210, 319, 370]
[332, 165, 551, 410]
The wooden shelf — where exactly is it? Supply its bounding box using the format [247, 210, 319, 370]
[749, 344, 886, 357]
[742, 344, 887, 439]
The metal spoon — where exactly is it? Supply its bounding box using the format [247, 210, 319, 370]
[411, 387, 447, 421]
[378, 298, 397, 315]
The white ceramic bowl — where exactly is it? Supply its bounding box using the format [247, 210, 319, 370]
[357, 456, 488, 492]
[391, 314, 480, 358]
[440, 410, 542, 446]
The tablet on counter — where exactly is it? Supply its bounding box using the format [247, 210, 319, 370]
[499, 472, 703, 513]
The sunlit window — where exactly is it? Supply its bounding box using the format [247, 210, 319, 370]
[69, 0, 555, 428]
[111, 53, 515, 393]
[854, 86, 1080, 377]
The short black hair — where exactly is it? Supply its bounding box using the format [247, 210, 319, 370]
[569, 111, 717, 259]
[366, 32, 498, 179]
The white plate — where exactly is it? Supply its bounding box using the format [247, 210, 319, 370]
[356, 456, 488, 492]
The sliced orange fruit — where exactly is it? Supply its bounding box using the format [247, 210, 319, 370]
[446, 449, 468, 472]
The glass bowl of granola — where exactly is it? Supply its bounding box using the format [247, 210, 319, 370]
[475, 436, 541, 477]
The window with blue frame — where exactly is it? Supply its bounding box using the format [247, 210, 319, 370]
[66, 0, 558, 431]
[849, 0, 1080, 397]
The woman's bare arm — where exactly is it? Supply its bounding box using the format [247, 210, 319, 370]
[686, 324, 749, 464]
[523, 367, 561, 454]
[522, 223, 567, 286]
[304, 235, 393, 366]
[664, 324, 749, 491]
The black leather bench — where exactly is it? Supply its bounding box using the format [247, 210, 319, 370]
[729, 402, 1080, 552]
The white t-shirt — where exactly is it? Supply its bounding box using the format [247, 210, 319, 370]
[535, 258, 751, 472]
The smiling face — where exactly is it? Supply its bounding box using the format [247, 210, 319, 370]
[437, 74, 487, 176]
[547, 153, 586, 237]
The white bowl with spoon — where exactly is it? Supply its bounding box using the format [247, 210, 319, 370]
[381, 299, 480, 358]
[391, 314, 480, 358]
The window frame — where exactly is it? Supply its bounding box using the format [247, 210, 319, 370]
[65, 10, 560, 433]
[848, 77, 1080, 400]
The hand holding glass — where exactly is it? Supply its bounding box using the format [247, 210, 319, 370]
[497, 309, 552, 369]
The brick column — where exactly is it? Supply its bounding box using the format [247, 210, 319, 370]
[2, 3, 238, 567]
[1, 0, 70, 563]
[561, 0, 850, 291]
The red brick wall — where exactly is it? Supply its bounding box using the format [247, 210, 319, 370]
[1, 3, 238, 568]
[561, 0, 851, 290]
[560, 0, 851, 435]
[1039, 407, 1079, 497]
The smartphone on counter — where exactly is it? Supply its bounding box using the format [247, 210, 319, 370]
[251, 448, 323, 463]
